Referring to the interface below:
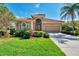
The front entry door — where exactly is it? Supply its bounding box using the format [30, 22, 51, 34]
[35, 19, 42, 31]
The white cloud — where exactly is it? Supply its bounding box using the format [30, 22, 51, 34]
[16, 16, 21, 19]
[16, 16, 24, 19]
[35, 3, 40, 8]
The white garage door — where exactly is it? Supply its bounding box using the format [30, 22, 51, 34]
[44, 26, 60, 32]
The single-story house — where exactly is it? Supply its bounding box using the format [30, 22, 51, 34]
[16, 14, 63, 32]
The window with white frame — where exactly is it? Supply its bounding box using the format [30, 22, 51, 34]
[21, 22, 31, 30]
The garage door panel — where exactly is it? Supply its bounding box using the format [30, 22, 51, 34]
[44, 26, 60, 32]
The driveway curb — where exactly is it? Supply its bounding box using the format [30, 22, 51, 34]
[50, 37, 67, 56]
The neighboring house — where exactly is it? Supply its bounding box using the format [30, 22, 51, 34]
[16, 14, 63, 32]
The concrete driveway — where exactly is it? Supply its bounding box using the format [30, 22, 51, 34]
[49, 33, 79, 56]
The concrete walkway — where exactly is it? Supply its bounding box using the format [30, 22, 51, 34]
[49, 33, 79, 56]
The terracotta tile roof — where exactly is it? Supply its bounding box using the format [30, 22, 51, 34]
[45, 18, 64, 22]
[17, 18, 31, 22]
[16, 17, 63, 22]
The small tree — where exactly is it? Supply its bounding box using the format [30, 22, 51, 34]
[0, 3, 16, 37]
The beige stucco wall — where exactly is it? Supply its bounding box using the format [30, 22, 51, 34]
[32, 18, 62, 32]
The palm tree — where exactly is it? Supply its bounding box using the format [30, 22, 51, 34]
[60, 3, 79, 30]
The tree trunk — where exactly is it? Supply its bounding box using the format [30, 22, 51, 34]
[2, 27, 10, 38]
[71, 16, 75, 31]
[72, 20, 75, 30]
[71, 14, 75, 35]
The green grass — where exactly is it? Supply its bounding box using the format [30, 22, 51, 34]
[0, 38, 65, 56]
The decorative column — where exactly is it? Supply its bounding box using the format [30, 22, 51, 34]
[31, 21, 33, 30]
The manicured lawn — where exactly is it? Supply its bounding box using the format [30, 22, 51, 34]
[0, 38, 65, 56]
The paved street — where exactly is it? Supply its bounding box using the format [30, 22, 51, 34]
[49, 33, 79, 56]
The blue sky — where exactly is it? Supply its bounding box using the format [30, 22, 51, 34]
[5, 3, 63, 20]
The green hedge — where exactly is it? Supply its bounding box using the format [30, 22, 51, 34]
[61, 24, 79, 36]
[10, 28, 16, 36]
[33, 31, 49, 38]
[43, 32, 49, 38]
[14, 29, 30, 39]
[61, 30, 79, 36]
[22, 32, 30, 39]
[13, 30, 50, 39]
[33, 31, 42, 37]
[14, 31, 20, 37]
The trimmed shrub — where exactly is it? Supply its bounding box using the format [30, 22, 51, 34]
[19, 30, 25, 37]
[22, 32, 30, 39]
[61, 30, 71, 34]
[14, 31, 20, 37]
[43, 32, 49, 38]
[33, 31, 42, 37]
[14, 29, 30, 39]
[18, 28, 28, 37]
[70, 30, 79, 35]
[61, 29, 79, 36]
[61, 25, 78, 35]
[10, 28, 16, 35]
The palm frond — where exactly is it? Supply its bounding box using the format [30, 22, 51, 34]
[76, 10, 79, 15]
[0, 3, 5, 6]
[61, 12, 68, 20]
[72, 3, 79, 9]
[60, 6, 70, 11]
[60, 9, 69, 16]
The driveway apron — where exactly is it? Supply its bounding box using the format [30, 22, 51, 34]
[49, 33, 79, 56]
